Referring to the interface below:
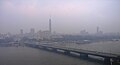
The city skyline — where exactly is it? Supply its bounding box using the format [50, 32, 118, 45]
[0, 0, 120, 34]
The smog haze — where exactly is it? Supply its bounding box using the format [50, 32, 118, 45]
[0, 0, 120, 34]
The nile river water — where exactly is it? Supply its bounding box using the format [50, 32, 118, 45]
[0, 40, 120, 65]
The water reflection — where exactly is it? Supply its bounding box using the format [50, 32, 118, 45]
[0, 47, 102, 65]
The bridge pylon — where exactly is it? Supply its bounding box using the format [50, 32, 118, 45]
[64, 50, 70, 55]
[104, 57, 111, 65]
[80, 53, 88, 59]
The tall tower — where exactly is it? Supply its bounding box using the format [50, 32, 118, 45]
[20, 29, 23, 34]
[49, 18, 51, 33]
[30, 28, 35, 34]
[97, 26, 99, 33]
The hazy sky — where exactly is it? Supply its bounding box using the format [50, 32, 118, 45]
[0, 0, 120, 34]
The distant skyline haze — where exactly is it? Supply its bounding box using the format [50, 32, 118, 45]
[0, 0, 120, 34]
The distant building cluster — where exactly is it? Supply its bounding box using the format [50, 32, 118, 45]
[24, 29, 51, 40]
[0, 18, 120, 43]
[80, 26, 103, 36]
[80, 29, 89, 35]
[16, 18, 62, 41]
[0, 33, 12, 39]
[96, 27, 103, 35]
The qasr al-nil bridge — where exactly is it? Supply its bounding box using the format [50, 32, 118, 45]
[25, 43, 120, 65]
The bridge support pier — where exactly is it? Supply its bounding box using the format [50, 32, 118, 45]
[80, 53, 88, 58]
[104, 57, 111, 65]
[112, 58, 120, 65]
[31, 45, 35, 48]
[118, 58, 120, 62]
[52, 48, 57, 52]
[42, 46, 48, 50]
[64, 50, 70, 55]
[35, 45, 39, 48]
[38, 46, 43, 49]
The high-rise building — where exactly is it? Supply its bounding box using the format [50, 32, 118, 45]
[96, 27, 103, 35]
[20, 29, 23, 34]
[49, 18, 51, 33]
[97, 26, 99, 33]
[30, 28, 35, 34]
[80, 29, 89, 35]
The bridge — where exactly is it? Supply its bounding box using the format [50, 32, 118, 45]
[25, 43, 120, 65]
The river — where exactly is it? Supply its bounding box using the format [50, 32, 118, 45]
[0, 40, 120, 65]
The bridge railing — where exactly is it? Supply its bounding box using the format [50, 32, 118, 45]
[25, 43, 120, 65]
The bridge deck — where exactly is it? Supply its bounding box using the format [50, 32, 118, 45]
[38, 44, 120, 59]
[26, 43, 120, 65]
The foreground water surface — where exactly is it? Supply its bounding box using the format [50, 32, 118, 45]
[0, 41, 120, 65]
[0, 46, 102, 65]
